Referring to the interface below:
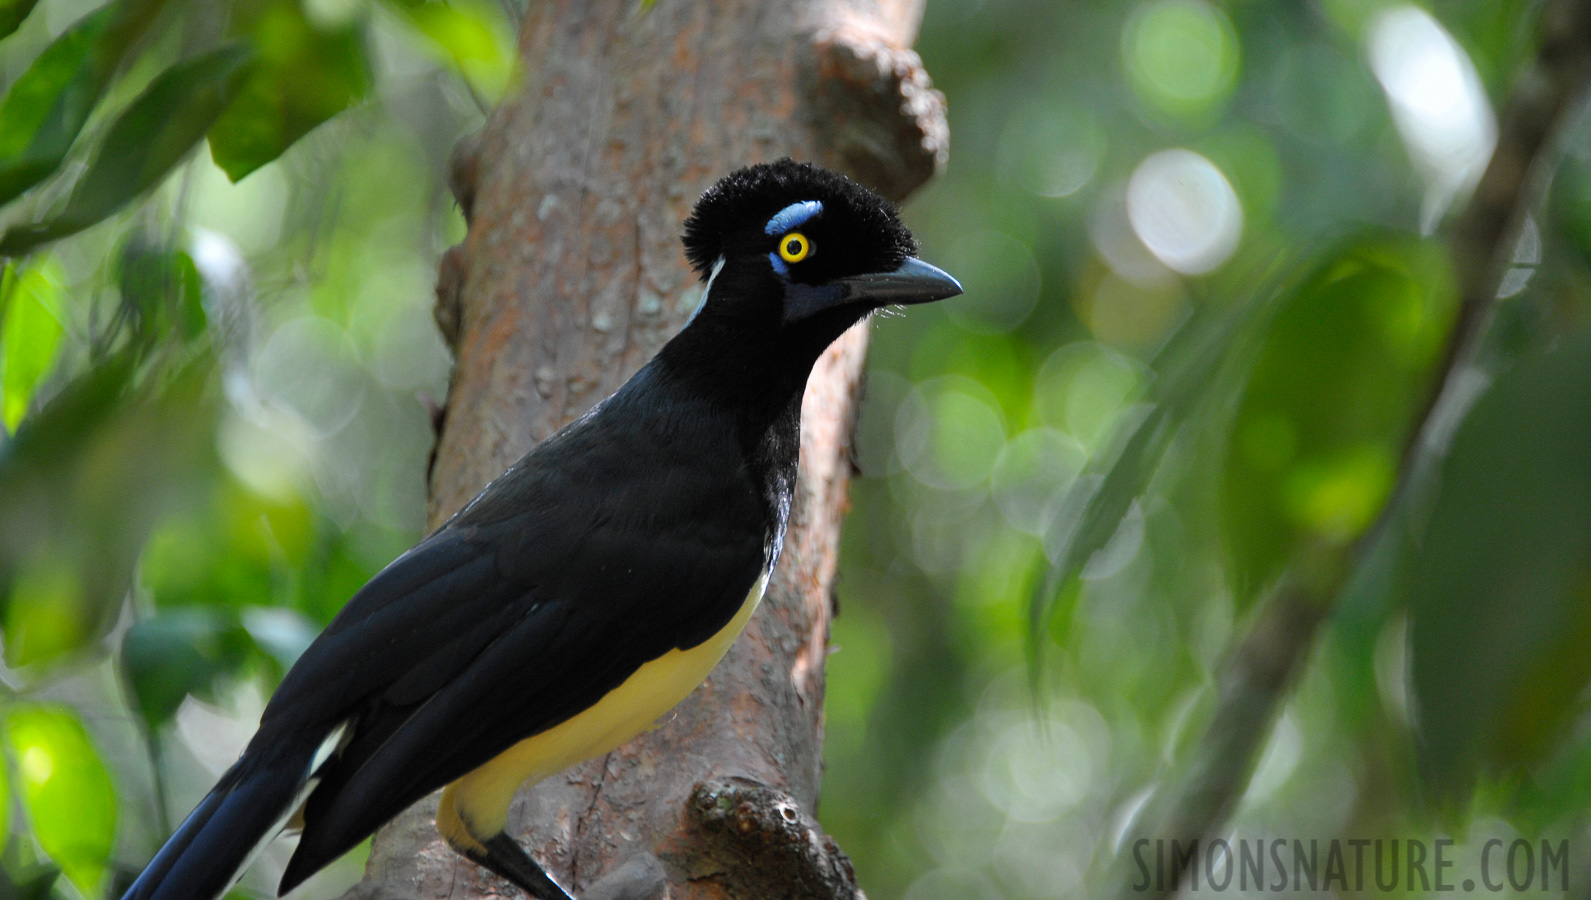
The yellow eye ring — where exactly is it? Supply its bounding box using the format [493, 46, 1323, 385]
[778, 232, 811, 264]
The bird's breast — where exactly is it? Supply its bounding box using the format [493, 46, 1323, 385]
[443, 567, 771, 838]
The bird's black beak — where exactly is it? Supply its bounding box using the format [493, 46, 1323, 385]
[784, 257, 963, 323]
[836, 257, 964, 306]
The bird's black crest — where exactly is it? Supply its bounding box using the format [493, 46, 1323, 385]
[682, 159, 916, 280]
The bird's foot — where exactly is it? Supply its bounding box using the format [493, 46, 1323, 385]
[463, 833, 577, 900]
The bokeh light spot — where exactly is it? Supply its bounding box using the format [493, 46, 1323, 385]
[896, 376, 1007, 491]
[1081, 270, 1189, 350]
[978, 717, 1090, 822]
[191, 151, 288, 254]
[1367, 5, 1495, 228]
[218, 405, 315, 501]
[1282, 443, 1396, 540]
[1034, 342, 1144, 451]
[1127, 148, 1243, 275]
[996, 100, 1106, 199]
[941, 231, 1041, 334]
[1123, 0, 1239, 118]
[1090, 188, 1175, 287]
[253, 316, 367, 437]
[992, 428, 1087, 535]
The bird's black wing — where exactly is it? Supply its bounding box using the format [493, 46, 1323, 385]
[260, 393, 770, 889]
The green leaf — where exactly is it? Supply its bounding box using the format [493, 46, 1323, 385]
[117, 238, 206, 344]
[1221, 239, 1455, 600]
[0, 353, 220, 670]
[207, 0, 371, 181]
[0, 259, 66, 430]
[121, 608, 252, 727]
[1031, 404, 1165, 641]
[0, 6, 116, 206]
[0, 0, 42, 40]
[2, 555, 89, 668]
[0, 713, 9, 854]
[0, 860, 61, 900]
[1029, 259, 1289, 653]
[0, 44, 255, 256]
[139, 479, 314, 614]
[4, 705, 117, 893]
[0, 0, 173, 206]
[386, 0, 512, 101]
[1407, 331, 1591, 798]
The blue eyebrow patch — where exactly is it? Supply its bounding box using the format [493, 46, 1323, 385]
[764, 200, 823, 235]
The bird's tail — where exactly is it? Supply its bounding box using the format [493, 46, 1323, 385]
[121, 758, 310, 900]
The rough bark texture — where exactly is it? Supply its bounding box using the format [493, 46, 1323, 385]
[348, 2, 946, 899]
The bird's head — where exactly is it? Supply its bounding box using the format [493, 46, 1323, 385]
[678, 159, 962, 352]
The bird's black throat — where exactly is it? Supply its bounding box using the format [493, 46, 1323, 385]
[649, 270, 868, 554]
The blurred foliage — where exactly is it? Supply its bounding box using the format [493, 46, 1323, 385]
[208, 0, 370, 181]
[0, 6, 116, 206]
[1, 0, 1590, 897]
[0, 43, 255, 254]
[1222, 239, 1453, 598]
[1, 262, 66, 429]
[4, 704, 117, 893]
[825, 1, 1591, 899]
[1407, 331, 1591, 798]
[0, 0, 493, 890]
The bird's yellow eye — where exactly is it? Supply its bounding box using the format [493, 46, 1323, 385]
[778, 232, 811, 264]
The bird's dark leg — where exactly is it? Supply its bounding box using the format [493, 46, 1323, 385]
[461, 833, 577, 900]
[439, 782, 577, 899]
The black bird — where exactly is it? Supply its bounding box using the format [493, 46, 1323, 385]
[121, 158, 961, 900]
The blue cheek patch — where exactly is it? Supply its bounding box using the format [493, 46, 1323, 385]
[768, 252, 790, 278]
[764, 200, 823, 236]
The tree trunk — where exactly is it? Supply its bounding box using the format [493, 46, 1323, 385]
[341, 2, 946, 898]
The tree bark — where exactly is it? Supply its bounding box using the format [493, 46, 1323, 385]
[343, 2, 946, 898]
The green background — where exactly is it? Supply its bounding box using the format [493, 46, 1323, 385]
[1, 0, 1590, 897]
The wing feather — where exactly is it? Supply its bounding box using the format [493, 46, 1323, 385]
[263, 388, 770, 890]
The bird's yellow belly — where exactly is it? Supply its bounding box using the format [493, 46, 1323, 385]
[439, 572, 768, 843]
